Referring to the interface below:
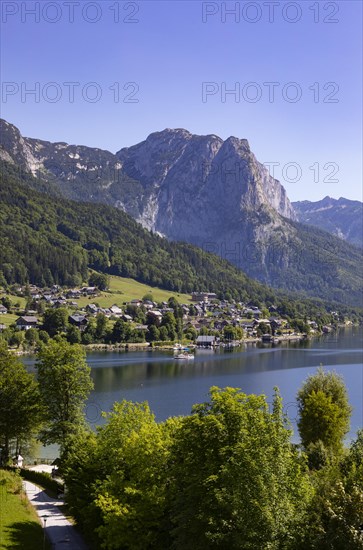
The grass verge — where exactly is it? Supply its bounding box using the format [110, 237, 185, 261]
[0, 469, 50, 550]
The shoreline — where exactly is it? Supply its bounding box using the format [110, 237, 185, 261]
[9, 323, 358, 357]
[10, 330, 338, 357]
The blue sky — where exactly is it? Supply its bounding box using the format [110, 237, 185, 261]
[1, 0, 362, 201]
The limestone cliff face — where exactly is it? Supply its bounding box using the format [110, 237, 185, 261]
[0, 118, 135, 205]
[3, 119, 338, 289]
[116, 130, 296, 249]
[114, 130, 299, 283]
[0, 119, 295, 232]
[0, 119, 41, 174]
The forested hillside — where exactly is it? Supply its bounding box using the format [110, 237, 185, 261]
[1, 120, 362, 307]
[0, 161, 362, 319]
[0, 161, 277, 302]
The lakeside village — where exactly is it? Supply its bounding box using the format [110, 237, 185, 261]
[0, 283, 346, 355]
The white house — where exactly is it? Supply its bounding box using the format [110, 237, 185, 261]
[15, 316, 38, 330]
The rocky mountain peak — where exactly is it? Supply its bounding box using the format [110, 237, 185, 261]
[1, 118, 362, 303]
[293, 196, 363, 248]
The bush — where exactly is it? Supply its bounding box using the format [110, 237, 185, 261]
[0, 469, 22, 494]
[19, 468, 63, 494]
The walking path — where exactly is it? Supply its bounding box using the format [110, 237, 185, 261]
[23, 480, 88, 549]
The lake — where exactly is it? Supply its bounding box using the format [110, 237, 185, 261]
[24, 327, 363, 457]
[86, 327, 362, 440]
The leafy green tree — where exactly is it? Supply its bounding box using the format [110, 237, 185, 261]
[297, 431, 363, 549]
[89, 272, 110, 291]
[1, 296, 12, 310]
[188, 304, 196, 316]
[81, 332, 93, 345]
[37, 340, 93, 452]
[305, 439, 330, 470]
[147, 325, 160, 342]
[0, 271, 8, 290]
[158, 326, 169, 341]
[95, 313, 108, 341]
[161, 311, 177, 340]
[183, 326, 197, 341]
[344, 429, 363, 479]
[161, 311, 176, 328]
[125, 304, 139, 318]
[95, 402, 175, 549]
[42, 307, 69, 337]
[38, 330, 50, 344]
[60, 429, 100, 535]
[131, 328, 146, 343]
[63, 401, 178, 550]
[111, 319, 132, 343]
[66, 325, 82, 344]
[168, 297, 183, 319]
[291, 319, 310, 334]
[223, 325, 243, 341]
[8, 330, 24, 348]
[24, 327, 40, 350]
[297, 368, 352, 457]
[0, 344, 43, 464]
[83, 317, 96, 342]
[146, 312, 159, 327]
[36, 300, 46, 315]
[142, 293, 154, 302]
[169, 387, 312, 549]
[257, 321, 271, 335]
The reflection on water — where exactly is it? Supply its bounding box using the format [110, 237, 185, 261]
[87, 328, 362, 443]
[23, 328, 363, 452]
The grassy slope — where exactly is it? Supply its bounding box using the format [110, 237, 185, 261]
[76, 275, 192, 308]
[0, 296, 26, 309]
[0, 474, 49, 550]
[0, 294, 27, 328]
[0, 275, 192, 327]
[0, 313, 18, 328]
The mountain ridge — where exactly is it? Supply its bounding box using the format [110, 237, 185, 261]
[1, 118, 362, 306]
[293, 196, 362, 248]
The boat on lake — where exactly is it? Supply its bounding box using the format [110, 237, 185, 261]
[174, 352, 194, 360]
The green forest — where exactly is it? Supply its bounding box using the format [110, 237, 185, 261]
[1, 342, 362, 549]
[0, 161, 362, 323]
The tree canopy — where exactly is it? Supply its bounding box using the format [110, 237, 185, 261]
[0, 344, 43, 464]
[36, 340, 93, 451]
[297, 368, 352, 458]
[63, 387, 314, 549]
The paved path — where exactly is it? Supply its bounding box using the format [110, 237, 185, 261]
[23, 480, 88, 549]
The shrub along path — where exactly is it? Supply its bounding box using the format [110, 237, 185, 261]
[22, 480, 88, 549]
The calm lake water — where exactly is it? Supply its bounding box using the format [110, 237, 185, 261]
[24, 327, 363, 456]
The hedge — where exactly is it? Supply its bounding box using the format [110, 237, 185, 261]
[18, 468, 64, 494]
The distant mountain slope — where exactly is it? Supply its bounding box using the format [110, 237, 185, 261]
[293, 197, 363, 248]
[0, 118, 142, 207]
[0, 160, 296, 309]
[1, 119, 362, 306]
[2, 160, 361, 322]
[0, 120, 295, 221]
